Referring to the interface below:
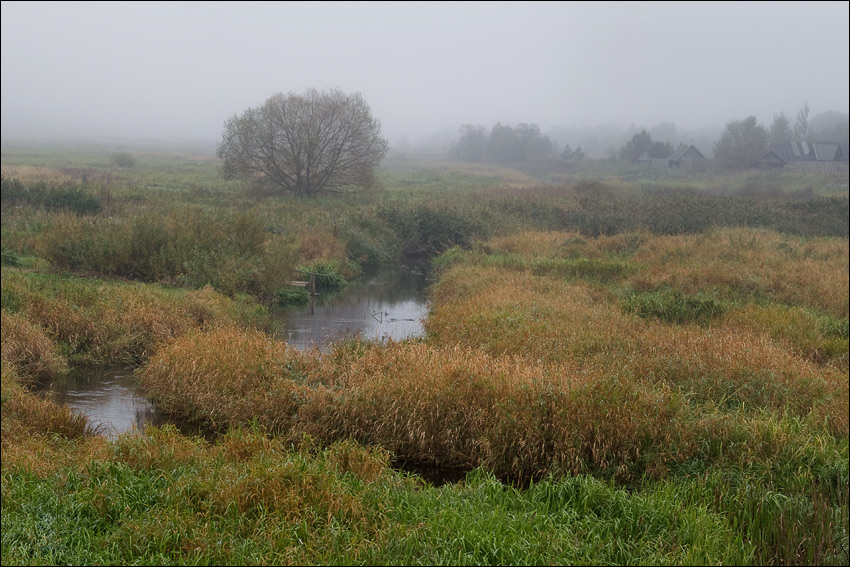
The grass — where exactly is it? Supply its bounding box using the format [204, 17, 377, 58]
[2, 142, 848, 565]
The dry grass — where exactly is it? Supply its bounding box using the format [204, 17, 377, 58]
[139, 325, 326, 432]
[2, 269, 248, 364]
[628, 228, 849, 318]
[0, 165, 78, 184]
[132, 228, 847, 480]
[0, 310, 68, 384]
[1, 362, 98, 457]
[307, 341, 693, 482]
[426, 231, 849, 439]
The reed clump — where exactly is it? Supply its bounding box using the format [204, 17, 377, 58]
[138, 325, 325, 433]
[296, 342, 693, 483]
[2, 268, 258, 364]
[1, 362, 94, 442]
[0, 309, 68, 384]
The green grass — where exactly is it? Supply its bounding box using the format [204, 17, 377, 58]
[2, 426, 845, 565]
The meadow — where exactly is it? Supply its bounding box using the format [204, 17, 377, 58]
[2, 140, 848, 565]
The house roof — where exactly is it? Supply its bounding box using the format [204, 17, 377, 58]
[812, 143, 845, 161]
[768, 141, 849, 162]
[668, 144, 705, 162]
[768, 141, 810, 161]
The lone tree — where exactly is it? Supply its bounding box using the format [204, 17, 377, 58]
[217, 88, 388, 196]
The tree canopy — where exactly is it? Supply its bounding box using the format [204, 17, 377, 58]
[619, 130, 653, 161]
[769, 112, 794, 144]
[217, 88, 388, 196]
[713, 116, 768, 169]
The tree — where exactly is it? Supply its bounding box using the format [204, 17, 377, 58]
[515, 122, 555, 161]
[794, 102, 811, 142]
[809, 110, 850, 143]
[647, 140, 674, 159]
[713, 116, 768, 169]
[450, 124, 488, 162]
[486, 122, 516, 162]
[619, 130, 652, 161]
[769, 112, 794, 144]
[561, 144, 585, 161]
[217, 88, 388, 196]
[572, 145, 585, 161]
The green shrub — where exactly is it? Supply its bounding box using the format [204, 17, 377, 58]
[301, 261, 350, 293]
[276, 285, 311, 306]
[379, 203, 488, 257]
[110, 151, 136, 168]
[1, 247, 21, 267]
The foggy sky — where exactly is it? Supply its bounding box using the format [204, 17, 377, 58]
[2, 1, 848, 148]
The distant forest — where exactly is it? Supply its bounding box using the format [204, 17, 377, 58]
[396, 110, 850, 160]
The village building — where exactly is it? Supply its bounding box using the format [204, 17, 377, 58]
[752, 141, 849, 171]
[638, 144, 708, 170]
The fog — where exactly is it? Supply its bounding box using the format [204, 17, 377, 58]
[2, 1, 848, 154]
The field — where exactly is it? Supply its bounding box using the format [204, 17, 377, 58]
[2, 140, 848, 565]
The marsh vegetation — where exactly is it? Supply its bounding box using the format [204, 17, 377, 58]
[2, 142, 848, 565]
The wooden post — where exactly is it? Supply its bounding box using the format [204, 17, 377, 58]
[310, 273, 316, 295]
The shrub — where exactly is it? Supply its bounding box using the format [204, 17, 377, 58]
[110, 151, 136, 168]
[276, 285, 311, 306]
[379, 203, 487, 257]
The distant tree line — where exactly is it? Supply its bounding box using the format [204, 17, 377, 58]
[449, 105, 847, 170]
[450, 123, 558, 163]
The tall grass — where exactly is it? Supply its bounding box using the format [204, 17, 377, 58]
[1, 362, 94, 442]
[1, 268, 265, 364]
[139, 325, 325, 432]
[0, 310, 68, 384]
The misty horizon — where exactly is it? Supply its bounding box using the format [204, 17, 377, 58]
[2, 1, 848, 156]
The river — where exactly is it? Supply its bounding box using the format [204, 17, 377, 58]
[38, 262, 431, 438]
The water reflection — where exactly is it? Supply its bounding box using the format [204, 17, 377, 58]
[276, 262, 431, 351]
[41, 365, 171, 438]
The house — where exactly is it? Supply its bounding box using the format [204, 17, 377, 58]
[637, 144, 707, 169]
[752, 141, 849, 168]
[667, 144, 706, 168]
[636, 149, 671, 168]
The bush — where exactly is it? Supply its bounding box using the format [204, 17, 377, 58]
[300, 261, 352, 293]
[111, 151, 136, 168]
[276, 285, 311, 306]
[379, 203, 487, 257]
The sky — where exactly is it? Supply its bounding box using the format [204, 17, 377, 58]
[2, 0, 848, 148]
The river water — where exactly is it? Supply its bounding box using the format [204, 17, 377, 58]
[274, 261, 430, 350]
[38, 263, 431, 438]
